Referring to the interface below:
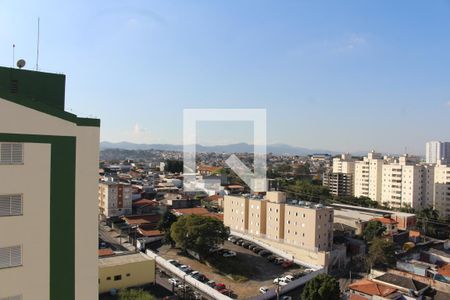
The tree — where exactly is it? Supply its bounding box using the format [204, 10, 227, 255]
[366, 238, 396, 270]
[157, 211, 178, 246]
[363, 220, 386, 241]
[118, 289, 156, 300]
[417, 207, 439, 236]
[301, 274, 340, 300]
[170, 215, 230, 258]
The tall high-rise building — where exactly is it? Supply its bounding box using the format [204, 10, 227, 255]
[426, 141, 450, 164]
[433, 163, 450, 217]
[354, 151, 384, 201]
[0, 66, 100, 300]
[323, 154, 355, 197]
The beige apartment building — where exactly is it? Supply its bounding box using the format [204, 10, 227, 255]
[323, 154, 355, 197]
[354, 151, 384, 202]
[224, 192, 334, 253]
[332, 153, 355, 174]
[433, 163, 450, 217]
[99, 182, 133, 217]
[0, 66, 100, 300]
[381, 155, 429, 209]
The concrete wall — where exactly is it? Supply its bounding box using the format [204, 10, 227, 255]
[0, 143, 51, 300]
[99, 255, 155, 294]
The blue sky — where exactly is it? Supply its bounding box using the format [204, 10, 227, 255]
[1, 0, 450, 154]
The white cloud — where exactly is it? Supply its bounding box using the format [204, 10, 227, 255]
[446, 101, 450, 107]
[337, 34, 367, 52]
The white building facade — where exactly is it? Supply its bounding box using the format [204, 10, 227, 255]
[426, 141, 450, 164]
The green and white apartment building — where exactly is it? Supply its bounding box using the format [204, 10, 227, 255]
[0, 66, 100, 300]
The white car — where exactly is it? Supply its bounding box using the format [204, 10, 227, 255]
[273, 278, 288, 286]
[168, 278, 181, 286]
[223, 251, 236, 257]
[304, 268, 315, 274]
[284, 275, 294, 282]
[259, 286, 269, 294]
[281, 296, 292, 300]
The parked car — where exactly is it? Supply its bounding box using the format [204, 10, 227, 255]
[214, 283, 226, 291]
[241, 242, 252, 248]
[273, 277, 288, 286]
[266, 255, 277, 262]
[284, 275, 294, 282]
[219, 289, 232, 295]
[238, 240, 248, 246]
[258, 250, 271, 257]
[168, 259, 180, 267]
[223, 250, 237, 257]
[304, 268, 315, 274]
[252, 247, 263, 253]
[281, 296, 292, 300]
[233, 239, 243, 244]
[259, 286, 269, 294]
[274, 257, 285, 265]
[207, 280, 216, 287]
[190, 271, 201, 278]
[228, 236, 238, 242]
[168, 278, 181, 286]
[282, 260, 294, 268]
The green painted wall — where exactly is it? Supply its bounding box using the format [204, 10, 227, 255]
[0, 66, 66, 110]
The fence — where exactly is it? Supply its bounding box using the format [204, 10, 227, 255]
[252, 268, 326, 300]
[145, 250, 232, 300]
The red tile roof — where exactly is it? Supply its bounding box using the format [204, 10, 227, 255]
[207, 195, 224, 201]
[372, 217, 398, 225]
[172, 207, 224, 221]
[133, 199, 158, 207]
[349, 279, 397, 297]
[172, 207, 211, 216]
[438, 264, 450, 277]
[138, 228, 164, 237]
[123, 214, 161, 226]
[98, 248, 115, 257]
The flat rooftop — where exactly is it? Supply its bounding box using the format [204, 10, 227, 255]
[99, 252, 152, 268]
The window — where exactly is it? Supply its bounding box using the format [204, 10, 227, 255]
[114, 275, 122, 281]
[0, 194, 23, 216]
[0, 143, 23, 165]
[106, 277, 111, 280]
[0, 245, 22, 269]
[126, 273, 131, 277]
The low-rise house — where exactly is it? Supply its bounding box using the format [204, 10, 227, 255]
[99, 253, 155, 294]
[348, 279, 398, 299]
[372, 273, 430, 297]
[172, 207, 224, 221]
[371, 217, 398, 235]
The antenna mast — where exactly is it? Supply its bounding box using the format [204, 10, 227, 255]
[36, 17, 40, 71]
[12, 44, 15, 67]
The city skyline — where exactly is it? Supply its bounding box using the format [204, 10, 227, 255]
[2, 0, 450, 154]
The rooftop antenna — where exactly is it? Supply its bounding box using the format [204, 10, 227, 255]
[12, 44, 15, 67]
[35, 17, 40, 71]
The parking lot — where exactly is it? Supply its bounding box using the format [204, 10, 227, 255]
[156, 236, 310, 299]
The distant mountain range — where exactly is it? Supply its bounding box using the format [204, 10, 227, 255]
[100, 141, 345, 156]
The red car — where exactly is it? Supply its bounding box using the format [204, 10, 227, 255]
[282, 260, 294, 268]
[214, 283, 226, 291]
